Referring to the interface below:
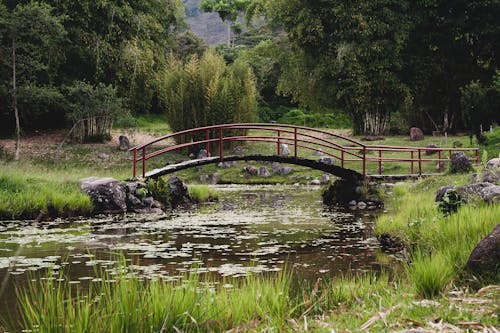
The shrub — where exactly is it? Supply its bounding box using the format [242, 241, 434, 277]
[158, 50, 256, 146]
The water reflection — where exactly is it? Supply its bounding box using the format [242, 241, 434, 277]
[0, 185, 385, 320]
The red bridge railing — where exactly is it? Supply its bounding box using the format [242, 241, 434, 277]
[130, 123, 479, 179]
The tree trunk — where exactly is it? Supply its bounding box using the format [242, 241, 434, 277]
[227, 22, 231, 47]
[12, 39, 20, 161]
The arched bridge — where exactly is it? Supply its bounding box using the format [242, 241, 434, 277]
[129, 123, 478, 181]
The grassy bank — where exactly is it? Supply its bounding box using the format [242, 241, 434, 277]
[376, 175, 500, 296]
[0, 163, 93, 220]
[10, 265, 499, 332]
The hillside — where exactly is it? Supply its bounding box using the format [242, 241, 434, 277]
[183, 0, 227, 45]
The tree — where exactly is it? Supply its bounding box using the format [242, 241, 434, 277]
[200, 0, 252, 47]
[402, 0, 500, 132]
[267, 0, 413, 135]
[158, 50, 256, 146]
[1, 2, 66, 159]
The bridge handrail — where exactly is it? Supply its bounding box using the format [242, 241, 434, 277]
[129, 123, 365, 151]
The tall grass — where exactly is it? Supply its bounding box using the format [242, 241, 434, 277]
[188, 185, 219, 203]
[16, 268, 292, 333]
[0, 165, 93, 220]
[376, 177, 500, 296]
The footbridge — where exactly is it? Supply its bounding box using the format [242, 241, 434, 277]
[129, 123, 478, 180]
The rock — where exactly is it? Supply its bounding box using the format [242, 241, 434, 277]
[218, 161, 234, 168]
[466, 224, 500, 276]
[152, 200, 163, 209]
[233, 146, 243, 155]
[271, 162, 281, 174]
[141, 197, 154, 207]
[357, 201, 367, 209]
[323, 179, 361, 206]
[79, 177, 127, 214]
[280, 144, 290, 156]
[167, 176, 191, 208]
[379, 233, 404, 252]
[243, 165, 258, 176]
[98, 153, 110, 159]
[126, 181, 146, 195]
[197, 149, 208, 159]
[118, 135, 131, 151]
[482, 171, 500, 184]
[310, 179, 321, 186]
[211, 172, 219, 185]
[280, 166, 293, 175]
[258, 166, 271, 177]
[435, 185, 455, 202]
[126, 193, 142, 207]
[320, 174, 330, 185]
[486, 158, 500, 170]
[348, 200, 357, 206]
[470, 173, 481, 183]
[450, 152, 472, 173]
[479, 185, 500, 203]
[455, 182, 495, 202]
[361, 136, 385, 141]
[425, 144, 439, 155]
[318, 156, 334, 165]
[199, 174, 209, 182]
[410, 127, 424, 141]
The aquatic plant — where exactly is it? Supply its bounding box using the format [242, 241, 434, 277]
[188, 185, 219, 203]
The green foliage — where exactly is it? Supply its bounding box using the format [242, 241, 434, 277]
[278, 108, 351, 128]
[146, 178, 170, 206]
[437, 189, 462, 215]
[158, 50, 256, 145]
[65, 81, 124, 143]
[407, 250, 455, 298]
[188, 185, 219, 203]
[481, 126, 500, 160]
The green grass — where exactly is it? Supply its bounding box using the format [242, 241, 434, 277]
[11, 266, 499, 332]
[376, 176, 500, 296]
[0, 163, 93, 220]
[188, 185, 219, 203]
[482, 125, 500, 160]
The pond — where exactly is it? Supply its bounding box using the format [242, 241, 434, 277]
[0, 184, 386, 324]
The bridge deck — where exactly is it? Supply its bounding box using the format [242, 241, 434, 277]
[145, 155, 363, 181]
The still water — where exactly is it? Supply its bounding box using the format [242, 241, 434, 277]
[0, 185, 384, 321]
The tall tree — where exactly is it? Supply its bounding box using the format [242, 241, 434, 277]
[403, 0, 500, 132]
[268, 0, 413, 135]
[1, 2, 65, 159]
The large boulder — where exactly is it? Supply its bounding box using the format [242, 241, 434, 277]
[410, 127, 424, 141]
[119, 135, 131, 151]
[450, 152, 472, 173]
[79, 177, 127, 214]
[435, 185, 455, 202]
[456, 182, 494, 202]
[466, 224, 500, 276]
[486, 158, 500, 170]
[482, 170, 500, 184]
[479, 185, 500, 203]
[167, 176, 191, 209]
[258, 166, 271, 177]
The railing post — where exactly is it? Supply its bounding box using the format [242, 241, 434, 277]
[475, 148, 479, 164]
[277, 130, 281, 156]
[133, 149, 137, 178]
[378, 150, 382, 175]
[418, 148, 422, 176]
[294, 128, 298, 158]
[219, 127, 223, 161]
[438, 150, 442, 172]
[411, 151, 414, 174]
[142, 147, 146, 179]
[341, 150, 344, 169]
[362, 147, 366, 177]
[206, 129, 210, 157]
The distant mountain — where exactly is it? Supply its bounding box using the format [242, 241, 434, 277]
[183, 0, 228, 45]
